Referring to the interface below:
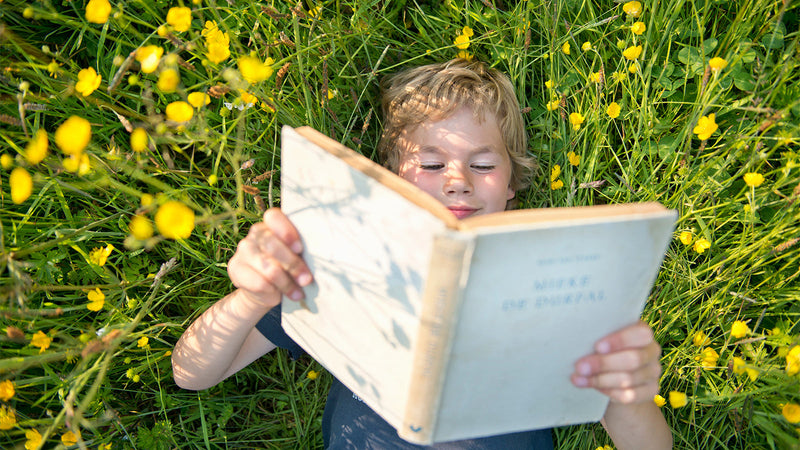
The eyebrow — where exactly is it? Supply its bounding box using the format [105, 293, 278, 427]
[418, 145, 499, 156]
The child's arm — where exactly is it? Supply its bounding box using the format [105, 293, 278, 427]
[172, 208, 312, 390]
[571, 321, 673, 450]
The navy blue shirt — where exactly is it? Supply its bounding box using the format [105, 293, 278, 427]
[256, 305, 553, 449]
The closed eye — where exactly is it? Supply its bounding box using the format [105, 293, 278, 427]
[419, 163, 445, 170]
[471, 164, 496, 172]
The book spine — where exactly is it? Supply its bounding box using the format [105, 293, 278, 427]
[400, 231, 475, 445]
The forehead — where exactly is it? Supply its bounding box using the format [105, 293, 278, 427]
[400, 106, 506, 158]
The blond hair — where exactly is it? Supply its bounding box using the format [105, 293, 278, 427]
[377, 59, 533, 193]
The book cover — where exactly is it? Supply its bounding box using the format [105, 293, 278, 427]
[279, 125, 677, 444]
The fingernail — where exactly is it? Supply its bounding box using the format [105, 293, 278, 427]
[573, 376, 589, 387]
[577, 362, 592, 376]
[291, 241, 303, 254]
[597, 341, 611, 354]
[289, 289, 304, 301]
[297, 272, 312, 286]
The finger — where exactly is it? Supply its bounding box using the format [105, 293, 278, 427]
[573, 360, 662, 391]
[230, 235, 308, 300]
[593, 321, 655, 354]
[251, 225, 312, 287]
[593, 380, 660, 405]
[263, 208, 304, 254]
[575, 341, 662, 377]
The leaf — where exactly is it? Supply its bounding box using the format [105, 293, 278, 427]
[732, 65, 756, 91]
[678, 46, 705, 76]
[761, 22, 785, 49]
[700, 38, 718, 55]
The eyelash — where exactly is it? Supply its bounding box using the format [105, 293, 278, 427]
[418, 163, 496, 171]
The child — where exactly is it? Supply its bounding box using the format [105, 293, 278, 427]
[172, 59, 673, 449]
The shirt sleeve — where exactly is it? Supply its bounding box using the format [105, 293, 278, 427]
[254, 303, 305, 360]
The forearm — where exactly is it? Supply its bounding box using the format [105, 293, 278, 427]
[601, 402, 673, 450]
[172, 288, 278, 390]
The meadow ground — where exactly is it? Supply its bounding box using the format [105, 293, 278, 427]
[1, 0, 799, 448]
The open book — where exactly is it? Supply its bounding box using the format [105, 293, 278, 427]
[279, 125, 676, 444]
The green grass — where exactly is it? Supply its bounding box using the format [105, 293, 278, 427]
[1, 0, 799, 448]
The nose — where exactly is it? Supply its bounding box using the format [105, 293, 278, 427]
[443, 164, 473, 196]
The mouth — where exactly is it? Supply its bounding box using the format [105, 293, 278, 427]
[447, 206, 479, 219]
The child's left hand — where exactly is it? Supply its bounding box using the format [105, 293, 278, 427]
[570, 321, 662, 404]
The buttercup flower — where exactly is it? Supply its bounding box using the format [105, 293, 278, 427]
[137, 336, 149, 348]
[551, 179, 564, 190]
[731, 320, 750, 338]
[709, 57, 728, 72]
[628, 63, 638, 74]
[166, 101, 194, 123]
[631, 21, 646, 35]
[546, 100, 560, 111]
[732, 356, 746, 375]
[457, 50, 473, 61]
[693, 237, 711, 254]
[699, 347, 719, 370]
[1, 154, 13, 170]
[550, 165, 563, 190]
[679, 231, 693, 245]
[454, 34, 470, 50]
[622, 45, 643, 60]
[203, 21, 231, 63]
[85, 0, 111, 24]
[654, 395, 666, 408]
[87, 288, 105, 311]
[62, 431, 78, 446]
[188, 92, 211, 108]
[141, 193, 154, 207]
[562, 42, 571, 55]
[567, 151, 580, 166]
[692, 330, 709, 346]
[25, 429, 42, 450]
[47, 60, 61, 78]
[783, 403, 800, 423]
[545, 79, 554, 89]
[76, 67, 102, 96]
[569, 112, 585, 131]
[0, 405, 16, 430]
[0, 380, 14, 401]
[129, 215, 154, 240]
[155, 200, 195, 239]
[238, 56, 274, 84]
[31, 330, 51, 353]
[787, 346, 800, 375]
[25, 129, 48, 164]
[166, 7, 192, 32]
[606, 102, 621, 119]
[693, 113, 718, 140]
[10, 167, 33, 204]
[89, 244, 114, 266]
[743, 172, 764, 187]
[130, 128, 149, 152]
[588, 71, 602, 83]
[135, 46, 164, 74]
[669, 391, 688, 408]
[63, 152, 91, 175]
[623, 1, 642, 17]
[461, 26, 474, 37]
[307, 370, 319, 380]
[157, 68, 180, 93]
[55, 116, 91, 155]
[581, 41, 592, 51]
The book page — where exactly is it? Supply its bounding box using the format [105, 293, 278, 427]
[279, 126, 448, 428]
[432, 210, 676, 442]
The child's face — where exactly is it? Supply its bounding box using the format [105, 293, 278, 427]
[397, 106, 514, 219]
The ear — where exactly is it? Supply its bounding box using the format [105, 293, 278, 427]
[506, 185, 515, 201]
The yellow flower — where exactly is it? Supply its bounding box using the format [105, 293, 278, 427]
[187, 92, 211, 108]
[307, 370, 319, 380]
[731, 320, 750, 338]
[137, 336, 149, 348]
[693, 237, 711, 254]
[141, 193, 154, 207]
[628, 63, 638, 74]
[783, 403, 800, 424]
[699, 347, 719, 370]
[551, 179, 564, 190]
[588, 71, 602, 83]
[55, 116, 92, 155]
[31, 330, 51, 353]
[679, 231, 693, 246]
[622, 45, 643, 60]
[166, 6, 192, 32]
[166, 101, 194, 123]
[562, 42, 571, 55]
[693, 113, 718, 140]
[10, 167, 33, 204]
[25, 129, 48, 164]
[461, 26, 474, 37]
[567, 151, 580, 166]
[606, 102, 621, 119]
[0, 405, 16, 430]
[457, 50, 473, 61]
[631, 21, 646, 35]
[623, 1, 642, 17]
[787, 346, 800, 375]
[157, 68, 180, 93]
[546, 100, 560, 111]
[545, 79, 554, 89]
[653, 394, 666, 408]
[454, 34, 470, 50]
[63, 152, 91, 175]
[1, 154, 13, 170]
[85, 0, 111, 24]
[732, 356, 746, 375]
[155, 200, 195, 239]
[238, 56, 274, 84]
[709, 57, 727, 72]
[569, 112, 585, 131]
[581, 41, 592, 51]
[130, 128, 149, 152]
[25, 429, 42, 450]
[239, 90, 258, 106]
[76, 67, 102, 96]
[203, 21, 231, 64]
[692, 330, 709, 346]
[612, 71, 627, 82]
[135, 46, 164, 74]
[129, 215, 154, 240]
[47, 60, 61, 78]
[89, 244, 114, 266]
[0, 380, 14, 401]
[668, 391, 688, 408]
[745, 367, 759, 381]
[743, 172, 764, 187]
[550, 164, 561, 181]
[87, 288, 105, 311]
[61, 431, 79, 446]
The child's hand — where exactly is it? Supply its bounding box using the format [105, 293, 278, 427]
[227, 208, 313, 306]
[570, 321, 662, 405]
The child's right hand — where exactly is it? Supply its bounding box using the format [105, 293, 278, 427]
[227, 207, 313, 307]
